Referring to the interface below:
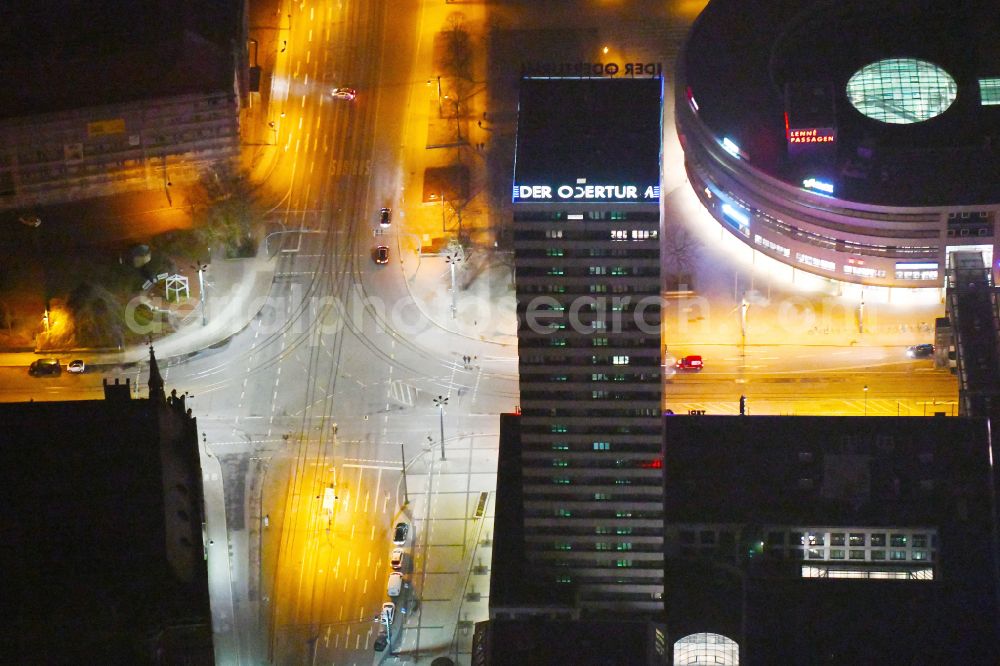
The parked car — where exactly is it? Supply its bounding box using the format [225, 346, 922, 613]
[374, 245, 389, 265]
[331, 87, 357, 100]
[379, 207, 391, 227]
[390, 547, 404, 570]
[906, 343, 934, 358]
[373, 628, 388, 652]
[29, 358, 61, 376]
[392, 522, 408, 545]
[66, 359, 86, 374]
[675, 355, 704, 371]
[387, 572, 404, 597]
[381, 602, 395, 626]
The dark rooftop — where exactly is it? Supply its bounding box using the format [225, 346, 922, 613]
[0, 394, 211, 663]
[0, 0, 240, 119]
[514, 77, 662, 204]
[663, 415, 993, 527]
[682, 0, 1000, 206]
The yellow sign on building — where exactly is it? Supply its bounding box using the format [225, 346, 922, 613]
[87, 119, 126, 137]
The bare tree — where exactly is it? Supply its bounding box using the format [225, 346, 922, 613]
[442, 13, 472, 81]
[662, 222, 701, 289]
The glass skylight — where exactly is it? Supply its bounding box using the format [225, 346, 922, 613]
[980, 78, 1000, 106]
[846, 58, 957, 124]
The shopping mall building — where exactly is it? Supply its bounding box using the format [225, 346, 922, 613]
[676, 0, 1000, 290]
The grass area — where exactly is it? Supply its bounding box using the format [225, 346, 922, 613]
[0, 163, 265, 351]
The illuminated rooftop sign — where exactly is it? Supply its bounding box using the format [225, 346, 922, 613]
[514, 180, 660, 203]
[788, 128, 835, 144]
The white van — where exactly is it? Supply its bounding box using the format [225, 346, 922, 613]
[387, 572, 404, 597]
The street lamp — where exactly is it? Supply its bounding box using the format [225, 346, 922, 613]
[445, 250, 463, 319]
[192, 263, 209, 326]
[863, 385, 869, 416]
[433, 395, 448, 460]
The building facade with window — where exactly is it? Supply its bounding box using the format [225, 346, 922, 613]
[0, 6, 241, 211]
[677, 0, 1000, 289]
[500, 76, 665, 615]
[661, 415, 1000, 664]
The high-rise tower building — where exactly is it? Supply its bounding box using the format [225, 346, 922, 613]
[497, 76, 665, 615]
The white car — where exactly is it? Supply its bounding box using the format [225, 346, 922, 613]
[381, 602, 395, 626]
[331, 87, 357, 101]
[390, 547, 404, 570]
[387, 572, 403, 597]
[67, 359, 86, 374]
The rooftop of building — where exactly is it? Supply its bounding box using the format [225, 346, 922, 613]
[662, 415, 995, 529]
[0, 0, 240, 120]
[0, 373, 211, 662]
[681, 0, 1000, 206]
[475, 617, 664, 666]
[513, 77, 663, 204]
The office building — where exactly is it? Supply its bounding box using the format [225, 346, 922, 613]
[662, 415, 1000, 664]
[496, 76, 664, 615]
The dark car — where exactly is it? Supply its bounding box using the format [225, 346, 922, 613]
[29, 358, 61, 376]
[906, 343, 935, 358]
[373, 628, 388, 652]
[374, 245, 389, 265]
[379, 207, 391, 227]
[392, 522, 408, 545]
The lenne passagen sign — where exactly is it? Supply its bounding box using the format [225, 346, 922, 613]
[514, 183, 661, 203]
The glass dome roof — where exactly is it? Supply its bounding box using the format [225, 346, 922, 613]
[846, 58, 957, 124]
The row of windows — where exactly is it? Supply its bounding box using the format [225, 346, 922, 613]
[542, 457, 662, 468]
[521, 266, 658, 277]
[518, 247, 659, 258]
[533, 508, 663, 519]
[540, 372, 661, 382]
[515, 229, 659, 241]
[693, 170, 946, 264]
[543, 541, 658, 552]
[520, 355, 658, 366]
[518, 283, 660, 295]
[521, 390, 661, 401]
[552, 575, 666, 587]
[530, 555, 658, 569]
[514, 211, 659, 222]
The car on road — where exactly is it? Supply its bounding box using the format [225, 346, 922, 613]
[381, 602, 395, 626]
[374, 245, 389, 265]
[331, 87, 357, 101]
[906, 343, 935, 358]
[390, 547, 404, 570]
[392, 522, 408, 545]
[373, 628, 388, 652]
[28, 358, 61, 376]
[387, 572, 404, 597]
[675, 355, 704, 371]
[19, 215, 41, 227]
[66, 359, 86, 374]
[379, 207, 391, 227]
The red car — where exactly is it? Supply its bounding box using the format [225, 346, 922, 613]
[675, 355, 703, 371]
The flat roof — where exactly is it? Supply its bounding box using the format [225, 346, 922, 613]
[514, 77, 662, 204]
[682, 0, 1000, 206]
[0, 0, 239, 119]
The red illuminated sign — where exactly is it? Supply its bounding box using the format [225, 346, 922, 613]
[787, 127, 835, 144]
